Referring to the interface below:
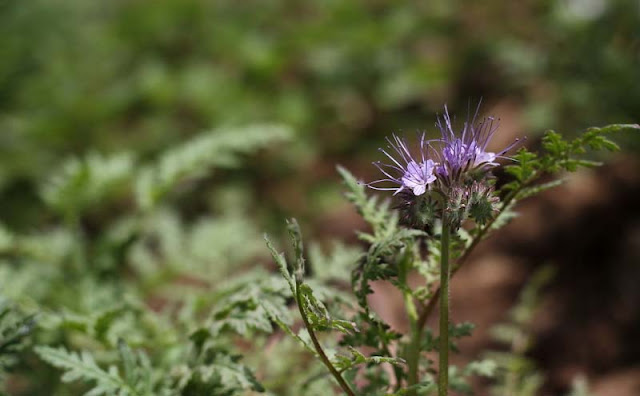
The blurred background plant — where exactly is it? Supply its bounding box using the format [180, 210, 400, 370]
[0, 0, 638, 395]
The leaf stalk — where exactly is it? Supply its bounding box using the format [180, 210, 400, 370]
[295, 278, 356, 396]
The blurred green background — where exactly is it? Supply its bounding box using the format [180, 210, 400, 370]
[2, 0, 638, 229]
[1, 0, 639, 394]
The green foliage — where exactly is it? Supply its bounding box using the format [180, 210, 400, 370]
[210, 277, 292, 336]
[503, 124, 635, 196]
[136, 124, 291, 210]
[0, 297, 35, 381]
[0, 119, 624, 395]
[449, 359, 498, 394]
[0, 123, 291, 395]
[339, 165, 423, 305]
[41, 152, 134, 217]
[35, 344, 150, 396]
[333, 346, 405, 372]
[36, 123, 290, 225]
[472, 123, 636, 246]
[338, 165, 398, 238]
[266, 218, 409, 394]
[308, 241, 363, 283]
[338, 167, 421, 390]
[174, 341, 265, 395]
[3, 1, 638, 210]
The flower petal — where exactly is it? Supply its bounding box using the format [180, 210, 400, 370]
[412, 184, 426, 196]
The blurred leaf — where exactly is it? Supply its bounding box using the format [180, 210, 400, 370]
[41, 152, 134, 216]
[135, 124, 291, 210]
[35, 346, 133, 395]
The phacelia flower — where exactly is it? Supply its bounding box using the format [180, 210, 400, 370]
[366, 101, 520, 229]
[434, 103, 519, 184]
[367, 134, 437, 196]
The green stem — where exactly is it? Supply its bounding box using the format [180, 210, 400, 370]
[416, 177, 536, 331]
[406, 320, 422, 395]
[295, 281, 356, 396]
[438, 222, 450, 396]
[398, 248, 421, 395]
[405, 291, 421, 394]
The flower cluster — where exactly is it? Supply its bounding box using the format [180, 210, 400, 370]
[367, 103, 518, 228]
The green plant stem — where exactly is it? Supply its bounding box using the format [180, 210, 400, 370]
[295, 281, 356, 396]
[415, 179, 534, 331]
[398, 248, 421, 395]
[406, 320, 421, 395]
[438, 222, 450, 396]
[405, 292, 421, 394]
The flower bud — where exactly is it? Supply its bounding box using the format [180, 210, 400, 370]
[468, 183, 499, 225]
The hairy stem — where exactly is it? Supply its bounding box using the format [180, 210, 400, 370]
[406, 321, 422, 395]
[416, 179, 533, 330]
[295, 281, 356, 396]
[438, 222, 450, 396]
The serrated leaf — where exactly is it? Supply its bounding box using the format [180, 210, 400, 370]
[117, 339, 138, 388]
[286, 219, 305, 283]
[210, 278, 292, 336]
[337, 166, 399, 240]
[584, 123, 639, 137]
[298, 283, 358, 334]
[308, 241, 363, 282]
[35, 346, 132, 395]
[333, 346, 405, 372]
[207, 362, 265, 393]
[450, 322, 475, 338]
[178, 353, 265, 394]
[264, 234, 295, 294]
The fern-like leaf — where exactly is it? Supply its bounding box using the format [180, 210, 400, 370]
[136, 124, 291, 210]
[41, 152, 134, 216]
[35, 346, 134, 395]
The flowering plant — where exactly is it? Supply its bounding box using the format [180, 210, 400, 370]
[3, 111, 635, 396]
[368, 104, 521, 395]
[264, 106, 634, 395]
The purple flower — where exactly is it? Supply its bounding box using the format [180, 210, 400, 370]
[434, 103, 518, 181]
[367, 101, 519, 205]
[367, 134, 436, 196]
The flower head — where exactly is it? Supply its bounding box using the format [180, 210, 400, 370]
[366, 101, 520, 229]
[434, 103, 519, 184]
[367, 134, 436, 196]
